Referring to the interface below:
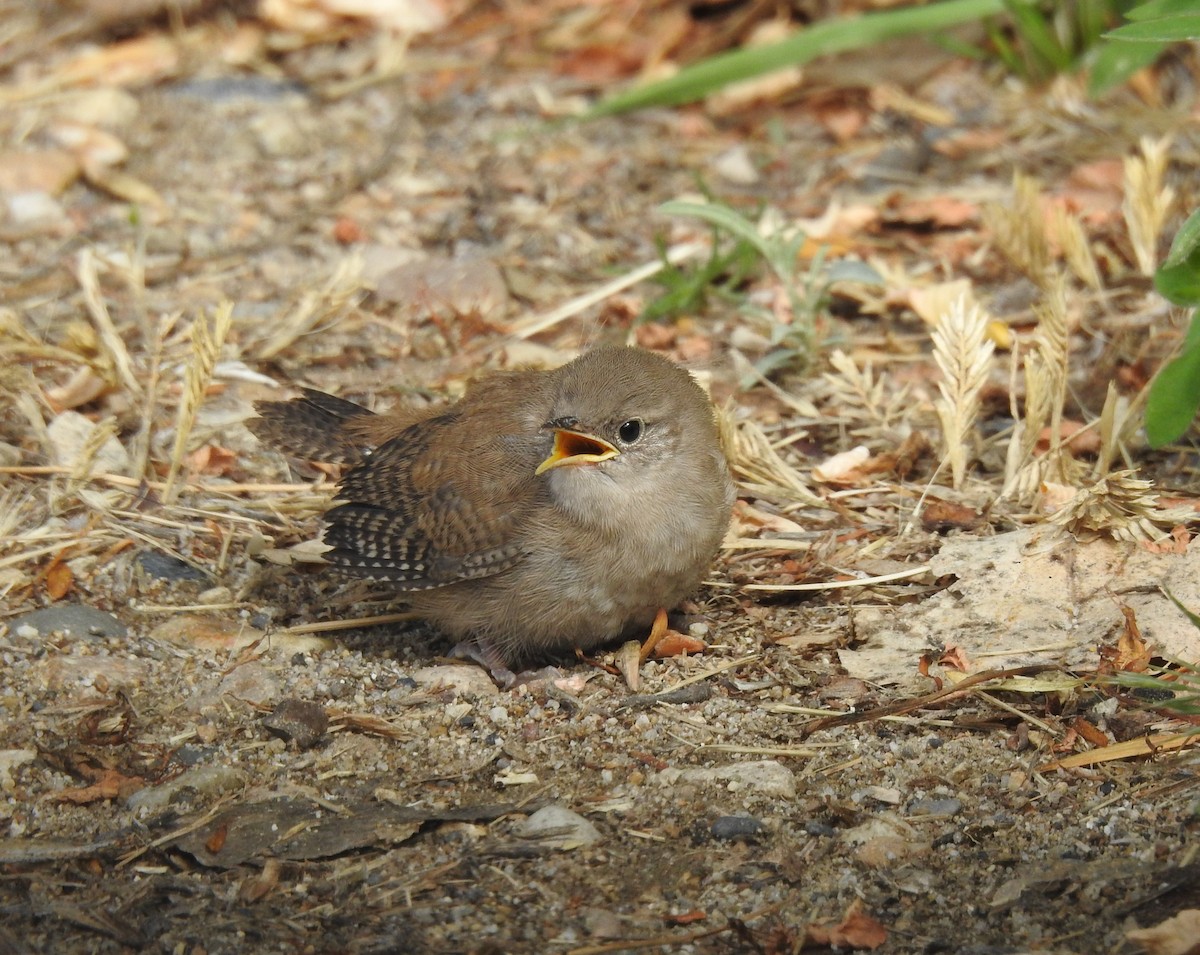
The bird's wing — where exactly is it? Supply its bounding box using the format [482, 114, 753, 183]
[249, 389, 380, 465]
[251, 389, 441, 465]
[322, 383, 550, 589]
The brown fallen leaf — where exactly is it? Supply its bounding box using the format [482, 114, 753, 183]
[1098, 605, 1153, 674]
[1071, 716, 1110, 748]
[664, 909, 707, 926]
[44, 559, 73, 601]
[807, 899, 888, 949]
[939, 645, 972, 672]
[1126, 908, 1200, 955]
[920, 496, 986, 533]
[52, 768, 145, 804]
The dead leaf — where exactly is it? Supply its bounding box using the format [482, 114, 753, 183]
[260, 0, 447, 36]
[907, 279, 977, 326]
[939, 645, 971, 672]
[52, 768, 145, 804]
[44, 365, 109, 411]
[1071, 717, 1109, 748]
[1036, 419, 1101, 457]
[730, 500, 805, 535]
[887, 196, 979, 229]
[0, 149, 81, 195]
[1098, 605, 1153, 674]
[1142, 525, 1191, 555]
[1126, 909, 1200, 955]
[1038, 731, 1196, 772]
[44, 560, 74, 601]
[56, 35, 182, 89]
[187, 445, 239, 477]
[812, 446, 870, 484]
[238, 857, 282, 903]
[807, 899, 888, 949]
[920, 497, 985, 533]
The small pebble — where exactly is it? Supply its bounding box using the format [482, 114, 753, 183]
[261, 699, 329, 750]
[710, 815, 764, 840]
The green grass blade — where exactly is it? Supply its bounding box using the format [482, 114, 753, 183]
[1106, 14, 1200, 40]
[584, 0, 1006, 119]
[1005, 0, 1075, 72]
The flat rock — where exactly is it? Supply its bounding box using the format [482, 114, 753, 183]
[12, 605, 127, 640]
[657, 759, 796, 799]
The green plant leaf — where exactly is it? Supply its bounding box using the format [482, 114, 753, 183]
[1156, 261, 1200, 306]
[1087, 37, 1167, 93]
[659, 201, 786, 274]
[1126, 0, 1200, 21]
[827, 260, 885, 285]
[1105, 14, 1200, 41]
[1145, 312, 1200, 446]
[1004, 0, 1074, 73]
[1163, 207, 1200, 269]
[1154, 209, 1200, 306]
[585, 0, 1006, 118]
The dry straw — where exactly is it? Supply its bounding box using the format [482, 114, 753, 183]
[983, 171, 1050, 287]
[1123, 135, 1174, 277]
[931, 296, 993, 489]
[1002, 276, 1075, 504]
[164, 303, 233, 503]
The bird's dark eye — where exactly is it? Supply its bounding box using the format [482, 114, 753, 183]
[618, 418, 644, 444]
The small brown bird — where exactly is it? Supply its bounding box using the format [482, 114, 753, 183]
[249, 347, 734, 667]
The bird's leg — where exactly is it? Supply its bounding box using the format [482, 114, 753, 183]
[639, 608, 670, 662]
[573, 647, 621, 675]
[449, 638, 518, 688]
[639, 607, 710, 660]
[451, 639, 569, 689]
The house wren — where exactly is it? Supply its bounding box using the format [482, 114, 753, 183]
[249, 347, 735, 667]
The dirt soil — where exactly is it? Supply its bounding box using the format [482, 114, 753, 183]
[1, 6, 1199, 955]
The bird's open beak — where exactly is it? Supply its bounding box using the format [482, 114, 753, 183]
[535, 429, 620, 475]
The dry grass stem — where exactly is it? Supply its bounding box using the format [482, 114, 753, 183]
[65, 416, 121, 502]
[821, 349, 913, 441]
[250, 256, 365, 360]
[1002, 277, 1075, 503]
[718, 406, 823, 509]
[1123, 135, 1175, 277]
[931, 296, 994, 489]
[164, 303, 234, 503]
[279, 612, 420, 635]
[983, 172, 1050, 286]
[1049, 469, 1188, 542]
[508, 240, 706, 339]
[1051, 204, 1102, 291]
[744, 564, 930, 592]
[1095, 381, 1141, 478]
[75, 248, 142, 398]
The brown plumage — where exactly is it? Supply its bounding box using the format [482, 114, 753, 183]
[249, 347, 734, 667]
